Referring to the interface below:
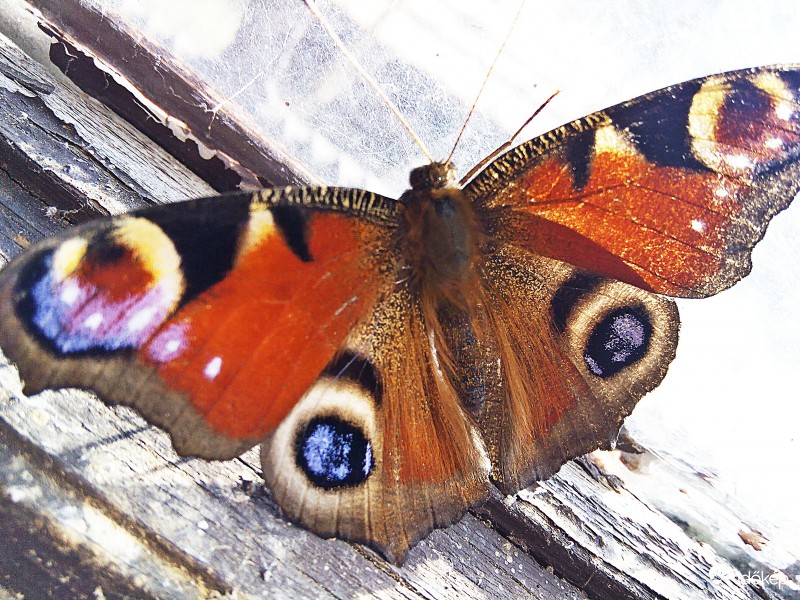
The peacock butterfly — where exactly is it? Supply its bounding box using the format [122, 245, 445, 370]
[0, 65, 798, 564]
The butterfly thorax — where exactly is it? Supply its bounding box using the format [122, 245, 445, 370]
[398, 162, 482, 297]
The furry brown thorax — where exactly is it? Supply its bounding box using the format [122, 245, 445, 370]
[399, 162, 482, 296]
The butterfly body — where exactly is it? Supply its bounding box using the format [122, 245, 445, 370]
[400, 162, 478, 295]
[1, 65, 799, 563]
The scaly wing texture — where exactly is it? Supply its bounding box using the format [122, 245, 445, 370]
[427, 242, 678, 494]
[470, 247, 679, 492]
[261, 283, 491, 564]
[0, 189, 398, 459]
[467, 65, 800, 298]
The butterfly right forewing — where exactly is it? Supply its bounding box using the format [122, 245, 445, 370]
[467, 65, 800, 299]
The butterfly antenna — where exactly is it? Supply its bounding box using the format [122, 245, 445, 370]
[303, 0, 434, 163]
[445, 0, 526, 167]
[459, 88, 559, 185]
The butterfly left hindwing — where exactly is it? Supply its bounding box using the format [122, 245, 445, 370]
[1, 65, 798, 564]
[262, 282, 491, 563]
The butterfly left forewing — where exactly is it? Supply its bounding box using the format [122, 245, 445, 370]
[0, 188, 399, 459]
[467, 65, 800, 298]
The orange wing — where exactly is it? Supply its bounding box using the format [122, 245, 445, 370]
[467, 65, 800, 298]
[0, 189, 399, 458]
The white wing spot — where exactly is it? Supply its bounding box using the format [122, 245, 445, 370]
[59, 281, 81, 306]
[776, 101, 794, 121]
[723, 154, 754, 170]
[204, 356, 223, 380]
[691, 219, 706, 233]
[765, 136, 783, 149]
[83, 312, 103, 330]
[127, 306, 158, 332]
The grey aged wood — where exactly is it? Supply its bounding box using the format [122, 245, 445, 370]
[0, 2, 790, 599]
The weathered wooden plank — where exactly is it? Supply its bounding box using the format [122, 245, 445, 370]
[0, 361, 591, 598]
[0, 30, 213, 220]
[477, 465, 762, 600]
[0, 422, 222, 600]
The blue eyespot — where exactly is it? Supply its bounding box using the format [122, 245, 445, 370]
[584, 307, 651, 378]
[296, 417, 373, 489]
[15, 239, 177, 355]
